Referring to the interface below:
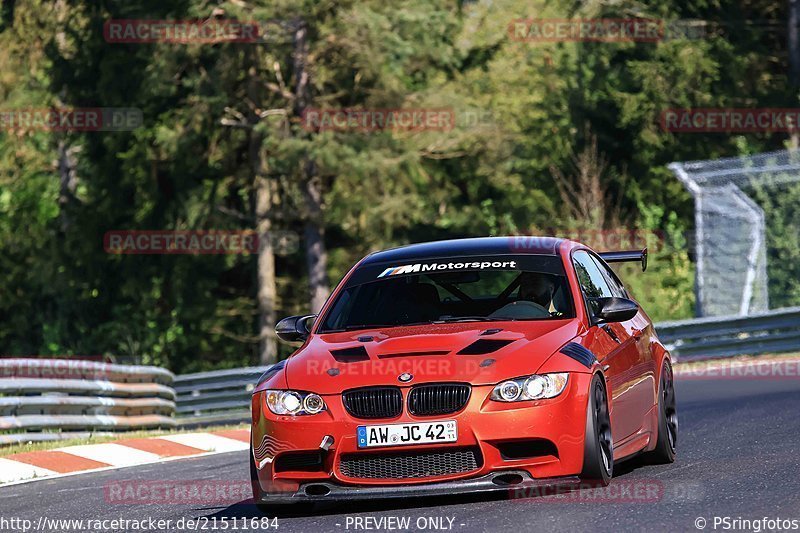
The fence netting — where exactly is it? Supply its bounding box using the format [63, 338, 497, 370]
[670, 150, 800, 317]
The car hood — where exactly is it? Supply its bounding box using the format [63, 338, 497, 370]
[284, 320, 582, 394]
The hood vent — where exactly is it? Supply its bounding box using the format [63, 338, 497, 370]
[560, 343, 596, 368]
[378, 350, 450, 359]
[457, 339, 514, 355]
[330, 345, 370, 363]
[256, 359, 286, 387]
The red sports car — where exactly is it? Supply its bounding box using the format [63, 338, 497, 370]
[250, 237, 677, 509]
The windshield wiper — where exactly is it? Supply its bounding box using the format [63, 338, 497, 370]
[342, 324, 398, 331]
[332, 322, 432, 332]
[432, 316, 510, 323]
[322, 318, 511, 333]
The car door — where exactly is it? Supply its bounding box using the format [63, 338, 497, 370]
[572, 250, 647, 442]
[590, 253, 657, 436]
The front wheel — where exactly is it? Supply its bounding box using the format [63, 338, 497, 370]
[646, 360, 677, 464]
[580, 374, 613, 485]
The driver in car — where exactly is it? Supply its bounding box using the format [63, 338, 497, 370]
[490, 272, 556, 318]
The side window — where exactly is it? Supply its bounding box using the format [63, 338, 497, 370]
[573, 251, 613, 298]
[590, 255, 628, 298]
[572, 250, 613, 318]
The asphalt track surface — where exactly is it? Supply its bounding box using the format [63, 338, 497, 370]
[2, 377, 800, 533]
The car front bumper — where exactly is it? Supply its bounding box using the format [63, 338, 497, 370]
[251, 373, 593, 498]
[255, 470, 582, 504]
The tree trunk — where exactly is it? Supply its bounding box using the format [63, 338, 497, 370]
[790, 0, 800, 147]
[57, 139, 78, 232]
[255, 176, 278, 364]
[303, 169, 329, 313]
[240, 40, 280, 365]
[249, 94, 278, 364]
[293, 19, 330, 313]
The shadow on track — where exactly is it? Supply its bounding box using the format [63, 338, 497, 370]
[199, 461, 652, 520]
[202, 490, 508, 520]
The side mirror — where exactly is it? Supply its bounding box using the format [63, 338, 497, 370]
[275, 314, 317, 343]
[592, 297, 639, 323]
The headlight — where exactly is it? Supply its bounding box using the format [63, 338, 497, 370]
[490, 373, 569, 402]
[265, 390, 326, 415]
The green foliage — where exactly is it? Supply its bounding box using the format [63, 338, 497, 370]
[617, 204, 695, 322]
[750, 183, 800, 308]
[0, 0, 795, 371]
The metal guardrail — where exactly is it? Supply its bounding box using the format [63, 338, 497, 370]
[171, 309, 800, 424]
[0, 358, 176, 445]
[655, 306, 800, 360]
[173, 366, 271, 427]
[5, 307, 796, 441]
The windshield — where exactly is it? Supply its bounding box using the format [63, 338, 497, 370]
[318, 255, 574, 333]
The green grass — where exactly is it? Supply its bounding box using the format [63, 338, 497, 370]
[0, 423, 248, 458]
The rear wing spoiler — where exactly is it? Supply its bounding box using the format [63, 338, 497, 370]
[598, 248, 648, 272]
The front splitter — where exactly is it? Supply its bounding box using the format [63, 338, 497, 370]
[257, 470, 582, 504]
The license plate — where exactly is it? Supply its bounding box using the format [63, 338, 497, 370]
[357, 420, 457, 448]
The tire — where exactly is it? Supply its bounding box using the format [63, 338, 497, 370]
[580, 374, 613, 485]
[647, 360, 677, 464]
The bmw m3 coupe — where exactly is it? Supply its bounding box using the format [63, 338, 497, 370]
[250, 236, 677, 508]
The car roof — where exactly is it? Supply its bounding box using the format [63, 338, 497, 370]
[360, 236, 565, 266]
